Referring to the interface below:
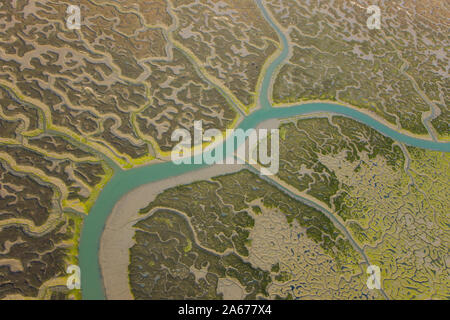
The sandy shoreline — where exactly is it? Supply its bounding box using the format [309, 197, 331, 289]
[99, 164, 245, 299]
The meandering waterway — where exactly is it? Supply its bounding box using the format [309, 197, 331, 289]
[79, 0, 450, 300]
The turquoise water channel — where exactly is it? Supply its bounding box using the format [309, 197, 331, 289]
[79, 0, 449, 299]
